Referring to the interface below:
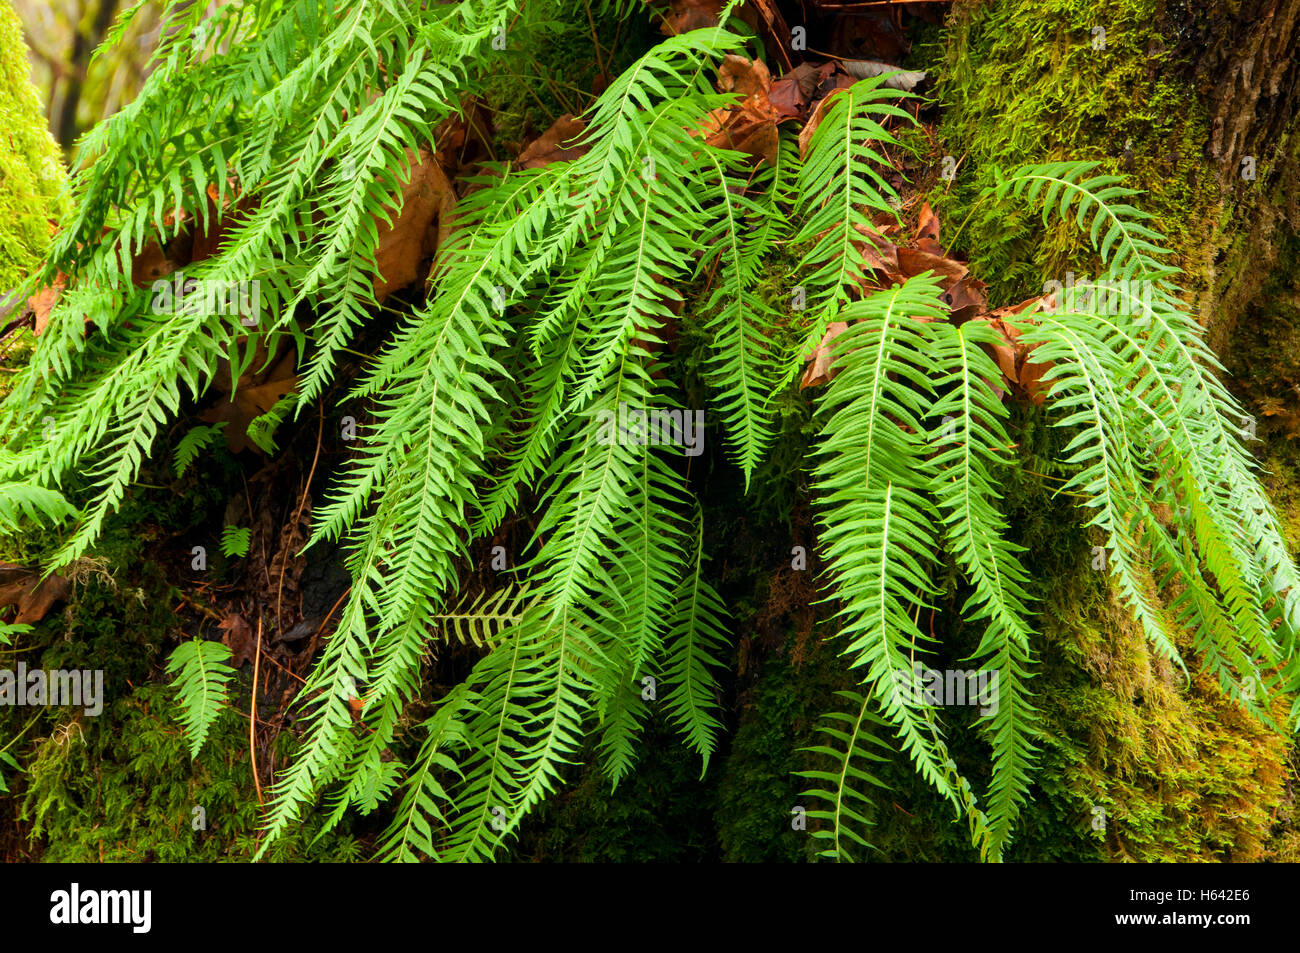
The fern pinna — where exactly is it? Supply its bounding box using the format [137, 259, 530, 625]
[0, 0, 1297, 863]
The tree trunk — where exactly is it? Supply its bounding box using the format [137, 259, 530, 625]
[0, 0, 67, 295]
[930, 0, 1300, 861]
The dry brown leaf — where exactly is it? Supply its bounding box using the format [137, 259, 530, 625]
[28, 275, 66, 336]
[719, 54, 773, 99]
[970, 294, 1055, 405]
[699, 56, 782, 166]
[914, 200, 941, 250]
[769, 63, 825, 121]
[798, 93, 837, 159]
[218, 611, 256, 668]
[797, 76, 857, 158]
[131, 239, 181, 288]
[852, 224, 907, 290]
[800, 321, 850, 389]
[0, 564, 70, 625]
[896, 246, 969, 287]
[517, 114, 590, 169]
[944, 274, 988, 320]
[372, 148, 455, 301]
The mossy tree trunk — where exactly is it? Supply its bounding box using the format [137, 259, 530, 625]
[0, 0, 67, 294]
[926, 0, 1300, 860]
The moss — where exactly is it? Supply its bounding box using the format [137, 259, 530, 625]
[513, 716, 719, 862]
[917, 0, 1222, 304]
[987, 406, 1291, 862]
[19, 683, 360, 862]
[866, 0, 1297, 863]
[0, 0, 68, 289]
[0, 434, 361, 861]
[480, 5, 661, 156]
[0, 550, 360, 861]
[714, 641, 850, 862]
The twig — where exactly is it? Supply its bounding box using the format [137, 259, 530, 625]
[581, 0, 607, 82]
[320, 587, 351, 634]
[174, 595, 223, 621]
[249, 615, 264, 806]
[0, 711, 42, 755]
[258, 649, 307, 686]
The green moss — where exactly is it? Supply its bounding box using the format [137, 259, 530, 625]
[0, 549, 359, 861]
[513, 716, 719, 862]
[19, 682, 361, 862]
[0, 433, 361, 861]
[917, 0, 1221, 304]
[714, 642, 850, 862]
[0, 0, 68, 289]
[480, 6, 661, 156]
[990, 407, 1291, 862]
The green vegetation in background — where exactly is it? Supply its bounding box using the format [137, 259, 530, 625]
[0, 0, 68, 291]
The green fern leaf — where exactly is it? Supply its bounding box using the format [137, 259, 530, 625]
[166, 637, 237, 759]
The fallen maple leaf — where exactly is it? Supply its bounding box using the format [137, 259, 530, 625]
[769, 63, 825, 121]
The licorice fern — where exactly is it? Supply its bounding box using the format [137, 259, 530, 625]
[3, 0, 1297, 866]
[798, 162, 1300, 860]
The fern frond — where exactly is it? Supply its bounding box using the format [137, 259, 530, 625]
[0, 483, 76, 533]
[660, 510, 730, 773]
[698, 129, 801, 485]
[432, 585, 534, 648]
[172, 423, 226, 478]
[798, 690, 891, 861]
[811, 277, 973, 843]
[166, 637, 236, 759]
[439, 607, 603, 862]
[925, 318, 1041, 859]
[220, 525, 252, 558]
[984, 161, 1176, 280]
[787, 76, 913, 361]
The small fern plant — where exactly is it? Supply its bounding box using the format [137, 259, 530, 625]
[166, 637, 237, 759]
[0, 0, 1296, 863]
[219, 524, 252, 558]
